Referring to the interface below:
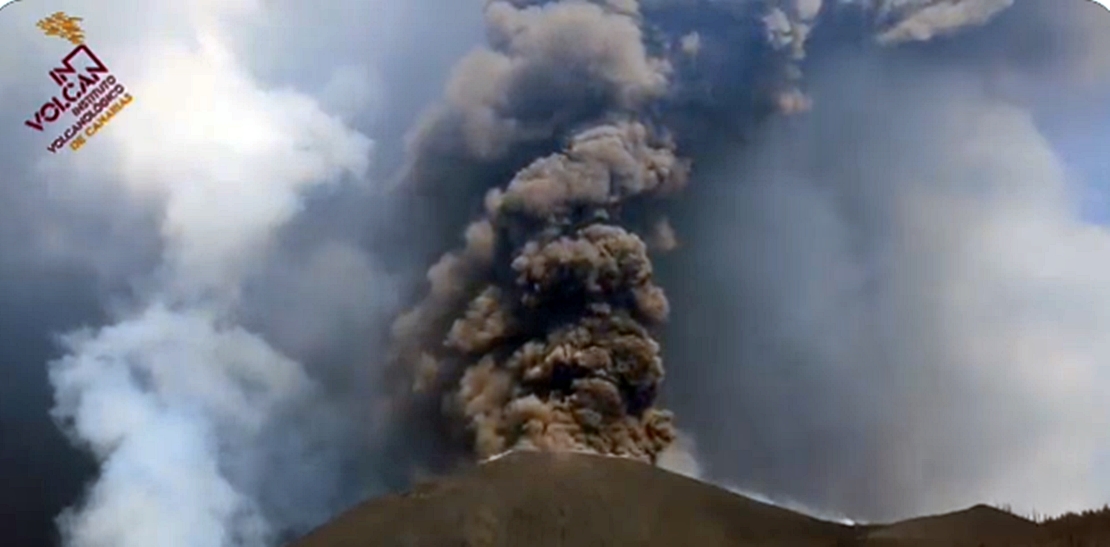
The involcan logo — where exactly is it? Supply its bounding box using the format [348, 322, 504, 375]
[24, 12, 135, 153]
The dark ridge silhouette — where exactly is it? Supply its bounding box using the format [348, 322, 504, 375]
[288, 451, 1104, 547]
[289, 450, 854, 547]
[862, 504, 1044, 546]
[1039, 505, 1110, 547]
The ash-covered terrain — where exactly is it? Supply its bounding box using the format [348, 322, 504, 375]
[291, 450, 1065, 547]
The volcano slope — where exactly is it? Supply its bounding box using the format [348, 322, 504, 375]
[288, 451, 1050, 547]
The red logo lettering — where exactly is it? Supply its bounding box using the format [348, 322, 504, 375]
[24, 111, 44, 131]
[48, 44, 108, 87]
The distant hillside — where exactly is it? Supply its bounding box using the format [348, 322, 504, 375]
[861, 504, 1044, 546]
[1039, 505, 1110, 547]
[287, 451, 1100, 547]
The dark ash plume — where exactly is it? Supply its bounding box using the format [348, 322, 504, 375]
[389, 121, 689, 463]
[378, 0, 690, 472]
[383, 0, 1015, 468]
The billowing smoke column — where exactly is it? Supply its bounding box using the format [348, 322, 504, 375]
[43, 26, 375, 547]
[381, 0, 684, 467]
[391, 121, 688, 462]
[383, 0, 1015, 471]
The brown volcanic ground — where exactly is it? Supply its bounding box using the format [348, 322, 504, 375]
[287, 451, 1083, 547]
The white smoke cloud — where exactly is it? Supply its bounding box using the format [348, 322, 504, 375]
[90, 35, 372, 295]
[0, 0, 409, 545]
[50, 305, 312, 547]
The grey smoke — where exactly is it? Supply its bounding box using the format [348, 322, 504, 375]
[661, 0, 1110, 521]
[383, 0, 1110, 525]
[874, 0, 1016, 44]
